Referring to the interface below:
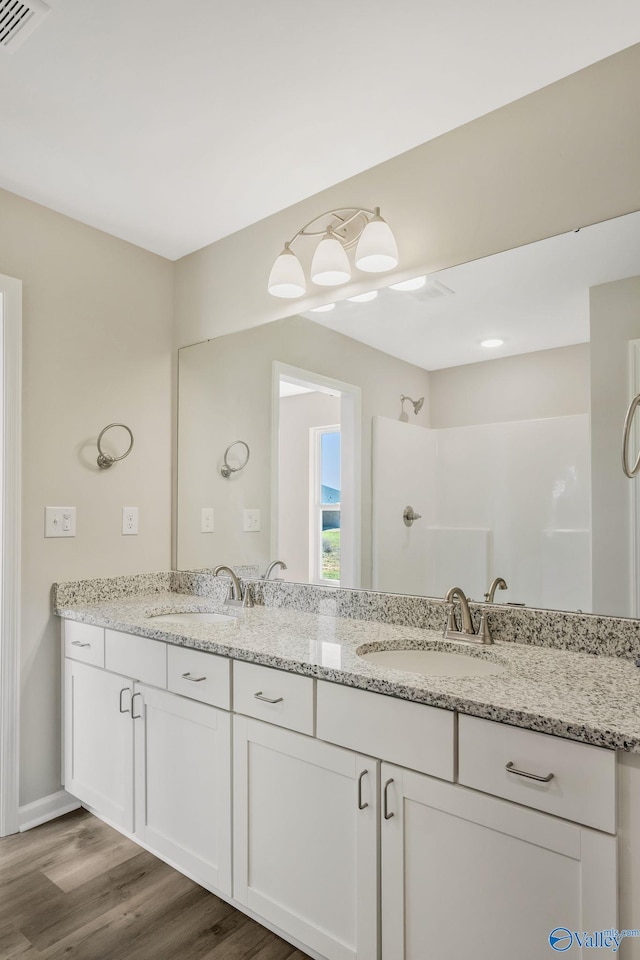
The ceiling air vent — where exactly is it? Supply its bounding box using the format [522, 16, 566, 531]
[0, 0, 50, 53]
[418, 279, 455, 300]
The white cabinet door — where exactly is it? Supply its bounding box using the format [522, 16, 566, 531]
[234, 716, 378, 960]
[133, 684, 232, 895]
[64, 658, 134, 832]
[381, 763, 617, 960]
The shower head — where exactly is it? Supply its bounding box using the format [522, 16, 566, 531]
[400, 395, 424, 420]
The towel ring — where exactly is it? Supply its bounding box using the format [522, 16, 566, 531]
[622, 394, 640, 478]
[97, 423, 134, 470]
[221, 440, 250, 478]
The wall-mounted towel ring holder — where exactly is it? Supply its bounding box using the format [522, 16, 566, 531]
[97, 423, 134, 470]
[623, 394, 640, 478]
[221, 440, 250, 478]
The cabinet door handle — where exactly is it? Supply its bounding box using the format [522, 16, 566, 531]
[131, 691, 143, 720]
[623, 393, 640, 478]
[383, 778, 395, 819]
[181, 672, 207, 682]
[358, 769, 369, 810]
[254, 691, 284, 704]
[119, 687, 131, 715]
[71, 641, 91, 648]
[505, 760, 554, 783]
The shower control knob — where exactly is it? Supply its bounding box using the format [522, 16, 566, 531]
[403, 506, 422, 527]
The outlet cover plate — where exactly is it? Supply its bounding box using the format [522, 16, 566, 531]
[122, 506, 139, 535]
[201, 507, 214, 533]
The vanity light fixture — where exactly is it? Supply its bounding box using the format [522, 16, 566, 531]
[481, 338, 504, 348]
[268, 206, 398, 299]
[389, 275, 427, 292]
[347, 290, 378, 303]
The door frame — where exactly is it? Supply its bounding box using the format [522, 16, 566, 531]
[0, 274, 22, 837]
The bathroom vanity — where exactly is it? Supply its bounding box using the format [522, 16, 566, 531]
[57, 579, 638, 960]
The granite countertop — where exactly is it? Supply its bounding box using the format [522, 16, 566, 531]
[56, 591, 640, 753]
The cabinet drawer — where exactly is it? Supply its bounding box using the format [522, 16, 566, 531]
[457, 715, 616, 833]
[64, 621, 105, 667]
[316, 681, 455, 781]
[167, 645, 230, 710]
[105, 630, 167, 688]
[233, 661, 314, 735]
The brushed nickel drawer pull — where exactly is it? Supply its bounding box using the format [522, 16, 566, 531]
[254, 691, 284, 704]
[119, 687, 131, 715]
[358, 769, 369, 810]
[131, 691, 143, 720]
[71, 641, 91, 648]
[181, 672, 207, 682]
[383, 778, 395, 819]
[506, 760, 554, 783]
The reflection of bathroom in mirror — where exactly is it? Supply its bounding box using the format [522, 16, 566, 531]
[177, 210, 640, 618]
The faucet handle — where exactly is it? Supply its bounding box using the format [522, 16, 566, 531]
[444, 602, 458, 637]
[242, 583, 255, 608]
[477, 610, 493, 645]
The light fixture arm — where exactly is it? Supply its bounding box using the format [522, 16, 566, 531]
[286, 207, 380, 251]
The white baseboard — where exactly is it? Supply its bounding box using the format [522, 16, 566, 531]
[18, 789, 80, 832]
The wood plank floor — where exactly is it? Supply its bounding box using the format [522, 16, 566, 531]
[0, 809, 311, 960]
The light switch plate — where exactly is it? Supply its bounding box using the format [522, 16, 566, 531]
[243, 509, 261, 532]
[45, 506, 76, 538]
[201, 507, 214, 533]
[122, 507, 139, 535]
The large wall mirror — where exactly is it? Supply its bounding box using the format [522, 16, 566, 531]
[177, 210, 640, 618]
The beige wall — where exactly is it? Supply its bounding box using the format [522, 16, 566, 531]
[174, 45, 640, 349]
[590, 275, 640, 617]
[430, 343, 591, 428]
[0, 188, 174, 806]
[177, 314, 430, 586]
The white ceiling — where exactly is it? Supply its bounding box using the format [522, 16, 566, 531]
[304, 212, 640, 370]
[1, 2, 640, 260]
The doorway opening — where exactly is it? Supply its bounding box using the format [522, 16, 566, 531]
[272, 363, 361, 588]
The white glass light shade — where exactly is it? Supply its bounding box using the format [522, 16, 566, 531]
[355, 209, 399, 273]
[310, 231, 351, 286]
[268, 244, 306, 298]
[481, 338, 504, 348]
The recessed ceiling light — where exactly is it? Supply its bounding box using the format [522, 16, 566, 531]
[310, 303, 336, 313]
[481, 338, 504, 348]
[347, 290, 378, 303]
[389, 276, 427, 291]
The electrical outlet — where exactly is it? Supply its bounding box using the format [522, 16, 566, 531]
[201, 507, 214, 533]
[122, 506, 139, 535]
[45, 507, 76, 538]
[243, 509, 261, 532]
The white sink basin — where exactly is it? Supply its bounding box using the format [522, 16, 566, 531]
[358, 648, 507, 678]
[151, 612, 235, 625]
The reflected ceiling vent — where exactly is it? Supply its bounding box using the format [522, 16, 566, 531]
[0, 0, 50, 53]
[418, 278, 455, 300]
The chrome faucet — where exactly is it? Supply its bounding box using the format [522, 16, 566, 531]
[484, 577, 508, 604]
[443, 586, 493, 645]
[263, 559, 287, 580]
[213, 565, 254, 607]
